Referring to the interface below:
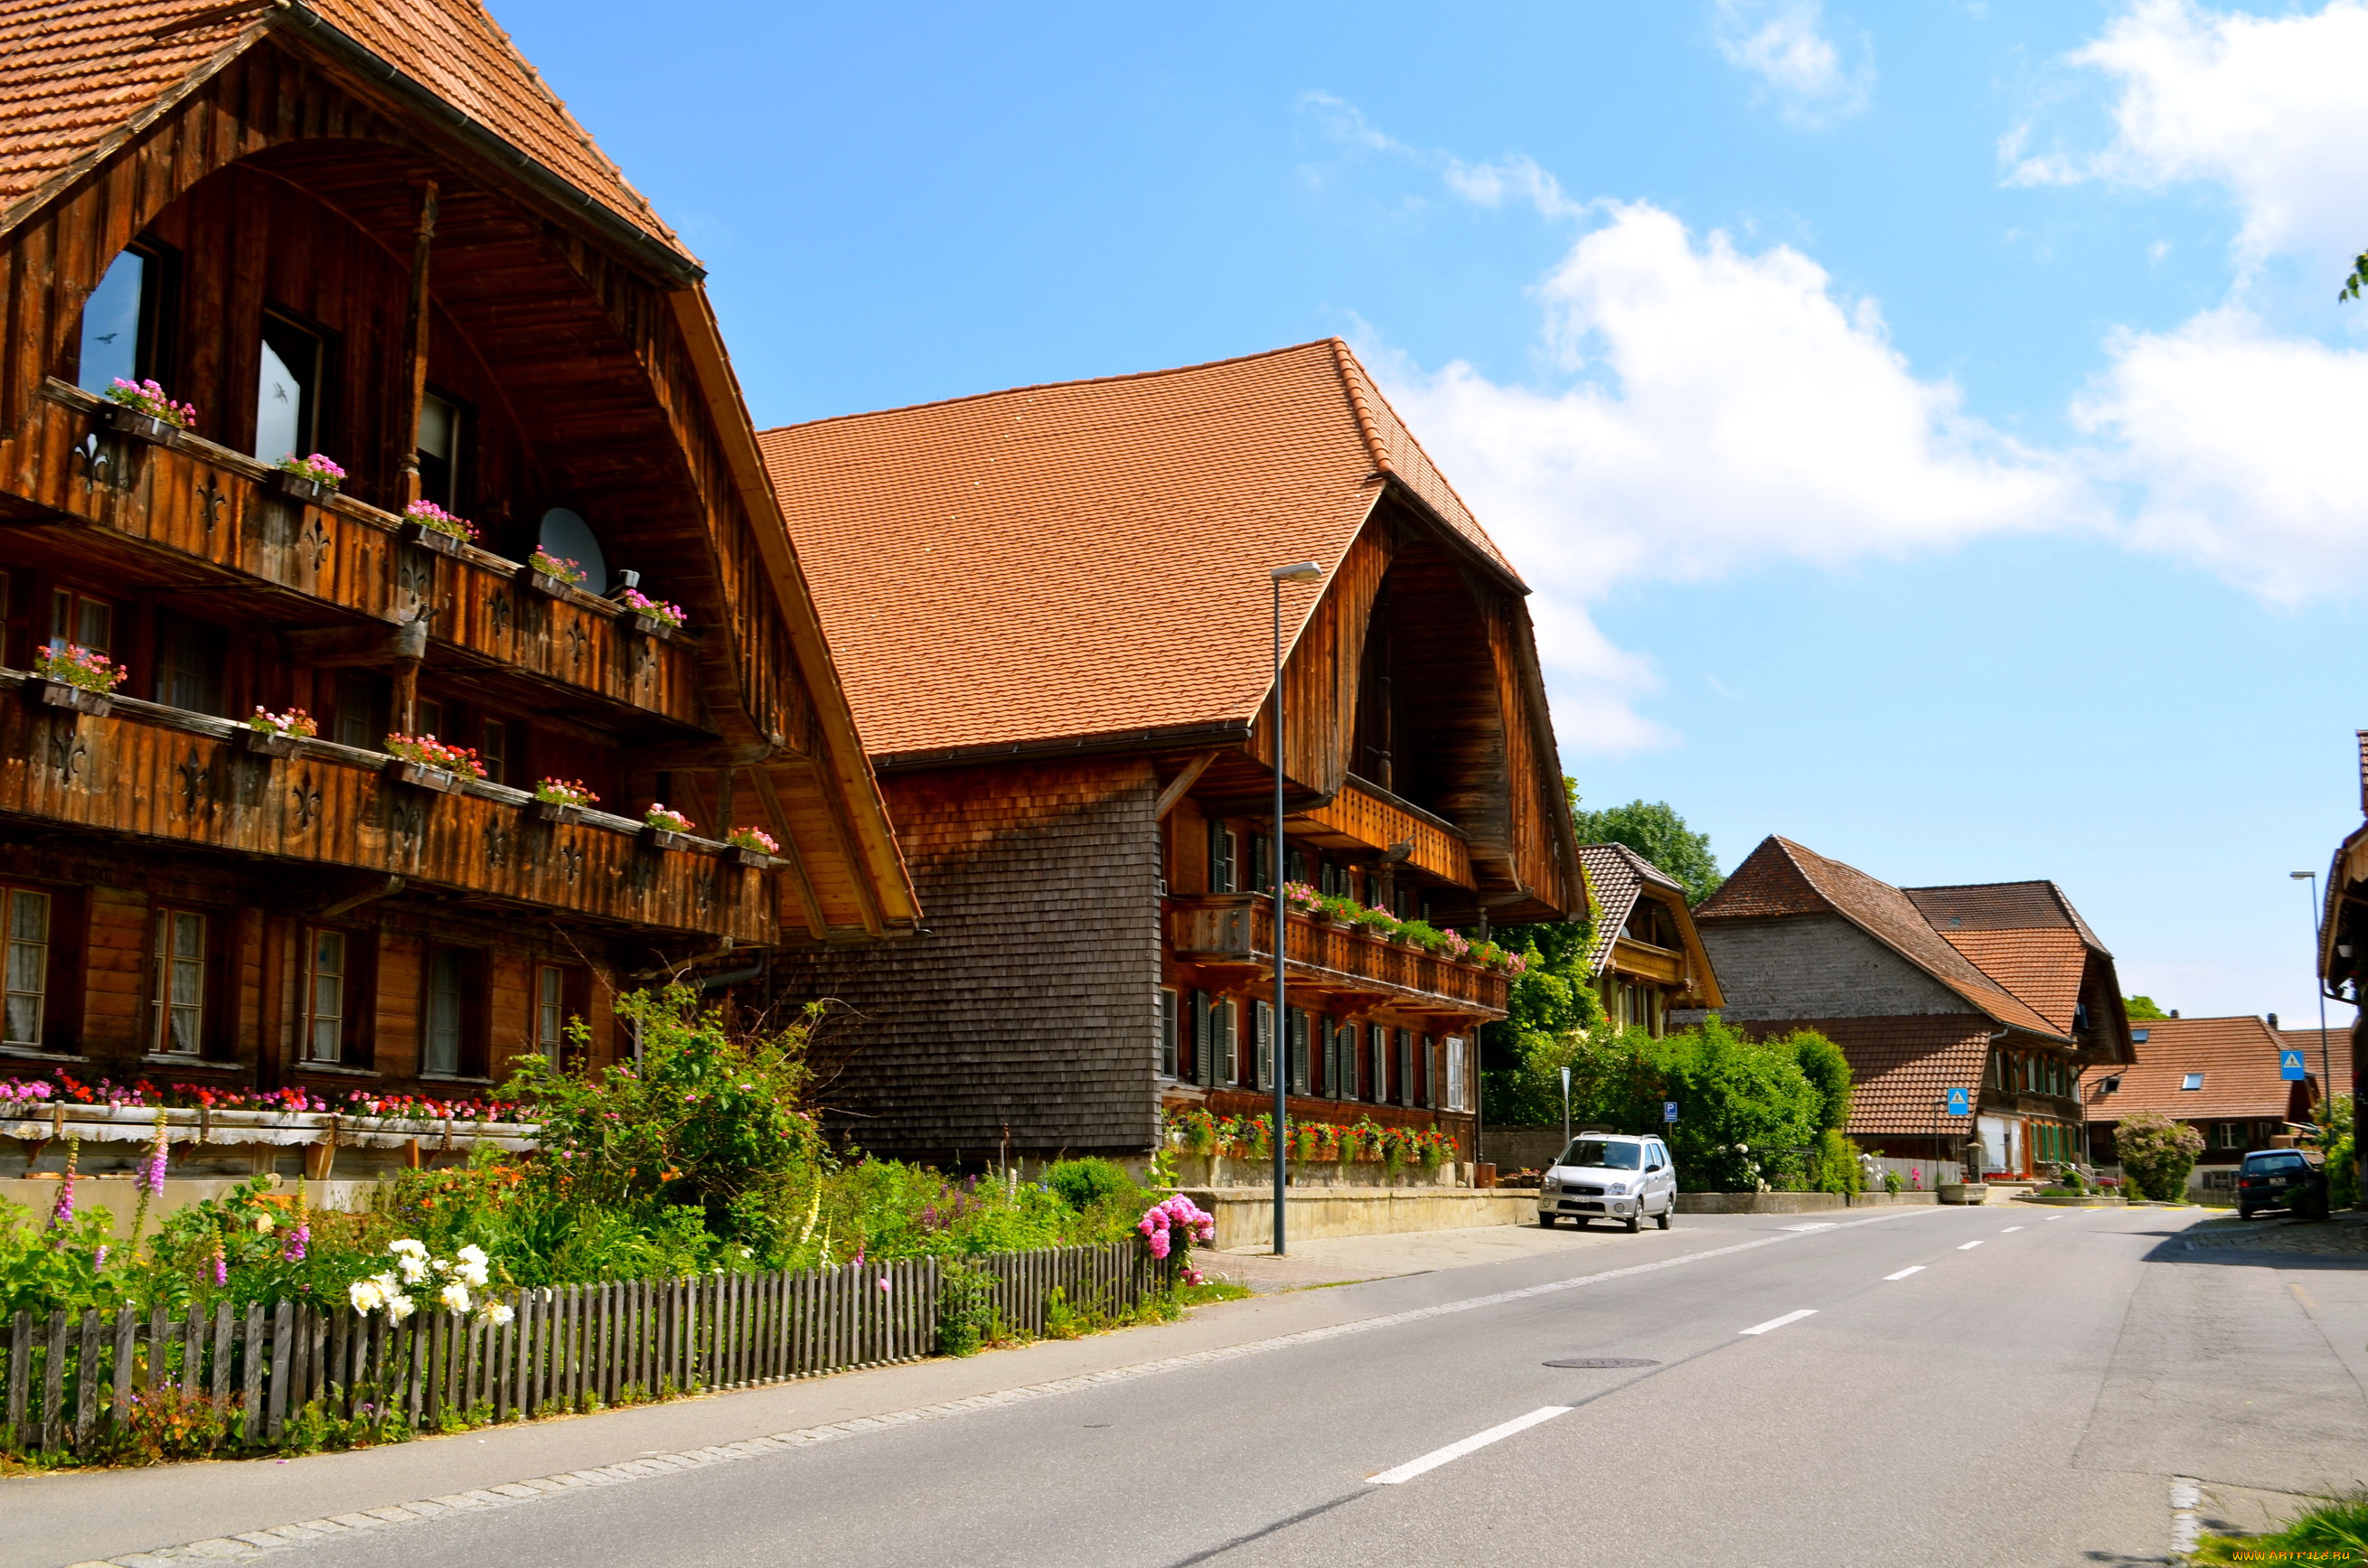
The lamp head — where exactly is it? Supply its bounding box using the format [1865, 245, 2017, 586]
[1270, 561, 1323, 584]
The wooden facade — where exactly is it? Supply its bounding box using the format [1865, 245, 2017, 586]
[1575, 843, 1722, 1037]
[0, 5, 916, 1111]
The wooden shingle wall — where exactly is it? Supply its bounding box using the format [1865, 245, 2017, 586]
[772, 759, 1161, 1161]
[1690, 914, 1975, 1023]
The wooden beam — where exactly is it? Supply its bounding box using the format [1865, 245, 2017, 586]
[1155, 751, 1220, 820]
[395, 182, 438, 512]
[280, 618, 427, 668]
[752, 765, 830, 942]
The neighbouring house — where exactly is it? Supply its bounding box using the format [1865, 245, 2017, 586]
[1683, 837, 2136, 1180]
[1577, 843, 1722, 1035]
[2273, 1023, 2354, 1122]
[2311, 730, 2368, 1201]
[760, 341, 1582, 1169]
[2084, 1014, 2341, 1194]
[0, 0, 917, 1129]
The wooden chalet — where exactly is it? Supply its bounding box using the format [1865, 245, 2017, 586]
[0, 0, 917, 1113]
[1685, 838, 2136, 1178]
[760, 342, 1582, 1169]
[2311, 730, 2368, 1198]
[1575, 842, 1721, 1034]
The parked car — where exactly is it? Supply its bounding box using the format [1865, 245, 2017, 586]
[1537, 1133, 1677, 1233]
[2237, 1149, 2328, 1220]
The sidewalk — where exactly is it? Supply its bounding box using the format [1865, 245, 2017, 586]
[1205, 1217, 1629, 1292]
[9, 1218, 1721, 1568]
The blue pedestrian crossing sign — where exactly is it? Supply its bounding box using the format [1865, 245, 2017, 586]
[1946, 1087, 1971, 1116]
[2280, 1049, 2307, 1082]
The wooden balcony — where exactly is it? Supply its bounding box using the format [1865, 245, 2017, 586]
[1168, 893, 1509, 1020]
[16, 381, 702, 729]
[0, 672, 773, 942]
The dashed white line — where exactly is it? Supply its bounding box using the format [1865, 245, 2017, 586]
[1780, 1222, 1838, 1232]
[1368, 1406, 1572, 1484]
[1958, 1241, 1984, 1250]
[1884, 1266, 1926, 1282]
[2001, 1225, 2025, 1233]
[1739, 1309, 1818, 1336]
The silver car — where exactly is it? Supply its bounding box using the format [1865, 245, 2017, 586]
[1536, 1133, 1676, 1233]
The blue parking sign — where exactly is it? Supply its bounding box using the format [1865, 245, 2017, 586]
[2280, 1049, 2307, 1082]
[1663, 1101, 1678, 1123]
[1946, 1086, 1971, 1116]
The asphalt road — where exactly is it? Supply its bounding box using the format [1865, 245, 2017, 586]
[23, 1206, 2368, 1568]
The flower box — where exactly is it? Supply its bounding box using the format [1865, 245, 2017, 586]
[623, 611, 676, 642]
[272, 469, 335, 506]
[518, 565, 573, 598]
[384, 759, 464, 794]
[99, 403, 177, 444]
[640, 825, 690, 852]
[528, 797, 581, 825]
[242, 728, 300, 758]
[720, 845, 769, 869]
[36, 680, 111, 717]
[397, 520, 466, 559]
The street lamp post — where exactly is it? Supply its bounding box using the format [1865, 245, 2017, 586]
[2290, 871, 2334, 1113]
[1270, 560, 1323, 1258]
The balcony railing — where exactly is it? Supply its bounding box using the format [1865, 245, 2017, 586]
[2, 672, 773, 941]
[27, 381, 701, 728]
[1168, 894, 1509, 1018]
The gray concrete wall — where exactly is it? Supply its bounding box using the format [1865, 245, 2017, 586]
[1694, 914, 1974, 1022]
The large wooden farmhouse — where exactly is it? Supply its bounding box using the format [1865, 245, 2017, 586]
[0, 0, 916, 1099]
[761, 342, 1582, 1169]
[1687, 837, 2135, 1180]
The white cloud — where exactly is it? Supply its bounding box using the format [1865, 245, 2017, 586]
[2005, 0, 2368, 272]
[2077, 308, 2368, 602]
[1709, 0, 1874, 126]
[1368, 202, 2081, 750]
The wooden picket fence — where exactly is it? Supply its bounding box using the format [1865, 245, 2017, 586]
[2, 1240, 1170, 1456]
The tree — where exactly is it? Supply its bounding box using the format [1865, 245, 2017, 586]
[1588, 1018, 1826, 1192]
[1480, 919, 1611, 1125]
[2115, 1112, 2204, 1201]
[1569, 793, 1725, 906]
[2123, 995, 2168, 1021]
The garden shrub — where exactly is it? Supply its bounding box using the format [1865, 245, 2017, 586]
[1044, 1158, 1135, 1215]
[2115, 1112, 2204, 1201]
[936, 1262, 995, 1357]
[1786, 1031, 1854, 1133]
[1589, 1018, 1826, 1192]
[2326, 1094, 2357, 1210]
[1805, 1130, 1865, 1195]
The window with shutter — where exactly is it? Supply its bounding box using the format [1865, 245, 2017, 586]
[1219, 998, 1239, 1084]
[1158, 987, 1179, 1078]
[1192, 990, 1214, 1086]
[1287, 846, 1311, 887]
[1414, 1032, 1432, 1108]
[1395, 1029, 1414, 1107]
[1248, 833, 1273, 894]
[1445, 1035, 1466, 1112]
[1369, 1024, 1388, 1103]
[1253, 999, 1273, 1091]
[1289, 1008, 1311, 1095]
[1207, 824, 1238, 894]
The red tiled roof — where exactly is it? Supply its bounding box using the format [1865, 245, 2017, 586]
[757, 340, 1521, 762]
[2091, 1015, 2307, 1122]
[1926, 927, 2089, 1033]
[1735, 1015, 1995, 1138]
[0, 0, 687, 258]
[1696, 838, 2065, 1038]
[2274, 1026, 2355, 1097]
[1575, 842, 1684, 973]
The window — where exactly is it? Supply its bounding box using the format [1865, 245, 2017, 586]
[305, 930, 348, 1064]
[1444, 1035, 1467, 1113]
[536, 964, 568, 1062]
[1323, 1017, 1344, 1099]
[1247, 833, 1273, 895]
[416, 390, 467, 512]
[1158, 987, 1179, 1077]
[1217, 998, 1239, 1085]
[424, 947, 481, 1076]
[1414, 1032, 1432, 1109]
[2181, 1072, 2205, 1091]
[2214, 1122, 2245, 1150]
[1190, 990, 1214, 1087]
[49, 589, 114, 657]
[1395, 1028, 1414, 1108]
[78, 243, 170, 395]
[1286, 846, 1311, 887]
[1393, 887, 1411, 921]
[1369, 1024, 1388, 1103]
[1253, 999, 1273, 1091]
[1288, 1008, 1311, 1095]
[416, 699, 446, 742]
[151, 909, 207, 1055]
[4, 887, 51, 1047]
[1319, 862, 1339, 899]
[480, 719, 514, 787]
[1207, 823, 1237, 894]
[332, 672, 382, 749]
[255, 311, 324, 464]
[155, 616, 223, 715]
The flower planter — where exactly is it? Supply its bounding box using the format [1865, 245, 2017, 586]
[272, 470, 337, 506]
[528, 797, 583, 825]
[99, 403, 177, 444]
[397, 520, 466, 558]
[384, 759, 464, 794]
[640, 826, 690, 852]
[623, 611, 677, 642]
[517, 565, 577, 598]
[720, 845, 769, 869]
[35, 680, 112, 717]
[242, 728, 301, 758]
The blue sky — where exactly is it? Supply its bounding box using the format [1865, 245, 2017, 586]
[501, 0, 2368, 1029]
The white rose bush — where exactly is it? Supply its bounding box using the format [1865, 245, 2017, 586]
[348, 1237, 514, 1329]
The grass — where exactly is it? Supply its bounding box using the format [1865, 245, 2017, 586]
[1175, 1279, 1253, 1307]
[2192, 1490, 2368, 1563]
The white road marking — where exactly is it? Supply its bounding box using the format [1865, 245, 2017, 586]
[1780, 1222, 1837, 1232]
[1368, 1406, 1572, 1484]
[1739, 1309, 1818, 1336]
[1958, 1241, 1984, 1250]
[1883, 1266, 1926, 1281]
[2001, 1225, 2025, 1233]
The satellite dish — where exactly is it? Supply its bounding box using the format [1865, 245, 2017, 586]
[537, 508, 606, 591]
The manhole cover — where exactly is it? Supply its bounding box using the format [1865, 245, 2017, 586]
[1543, 1357, 1660, 1368]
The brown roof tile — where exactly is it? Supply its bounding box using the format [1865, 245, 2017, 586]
[1735, 1015, 1995, 1138]
[756, 340, 1520, 762]
[0, 0, 686, 259]
[1696, 838, 2065, 1038]
[1575, 842, 1684, 973]
[2274, 1026, 2354, 1098]
[2091, 1015, 2306, 1122]
[1927, 927, 2090, 1033]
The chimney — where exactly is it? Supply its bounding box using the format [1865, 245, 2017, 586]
[2268, 1011, 2279, 1031]
[2170, 1009, 2180, 1019]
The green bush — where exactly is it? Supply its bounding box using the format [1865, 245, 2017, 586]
[1787, 1032, 1853, 1133]
[1044, 1158, 1136, 1215]
[1805, 1130, 1865, 1194]
[2326, 1094, 2357, 1210]
[2116, 1112, 2204, 1201]
[1589, 1017, 1826, 1192]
